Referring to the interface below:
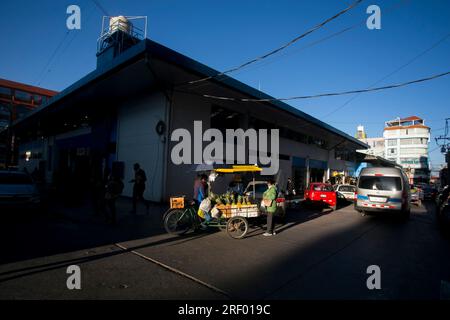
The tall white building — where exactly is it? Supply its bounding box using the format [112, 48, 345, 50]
[383, 116, 430, 183]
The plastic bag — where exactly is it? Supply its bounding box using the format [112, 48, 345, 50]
[197, 209, 206, 219]
[211, 206, 221, 219]
[199, 198, 212, 213]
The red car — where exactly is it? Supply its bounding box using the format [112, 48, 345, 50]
[304, 183, 337, 211]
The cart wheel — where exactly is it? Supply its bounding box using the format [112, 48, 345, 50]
[164, 209, 192, 235]
[226, 216, 248, 239]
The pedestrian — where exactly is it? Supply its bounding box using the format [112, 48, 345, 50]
[193, 174, 211, 229]
[193, 174, 208, 206]
[262, 178, 278, 236]
[129, 163, 150, 214]
[286, 177, 295, 199]
[105, 174, 124, 225]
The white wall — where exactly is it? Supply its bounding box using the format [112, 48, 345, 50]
[116, 93, 167, 202]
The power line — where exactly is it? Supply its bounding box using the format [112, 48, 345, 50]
[36, 2, 97, 86]
[177, 69, 450, 102]
[184, 0, 364, 86]
[229, 0, 409, 81]
[429, 145, 442, 153]
[35, 30, 72, 85]
[321, 30, 450, 119]
[182, 0, 407, 94]
[90, 0, 109, 16]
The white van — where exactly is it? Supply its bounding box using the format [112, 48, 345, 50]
[355, 167, 411, 219]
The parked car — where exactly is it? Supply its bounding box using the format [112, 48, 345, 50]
[0, 170, 42, 212]
[304, 183, 337, 211]
[244, 181, 270, 201]
[244, 180, 286, 218]
[410, 185, 423, 206]
[355, 167, 410, 219]
[334, 184, 356, 202]
[422, 186, 438, 201]
[436, 185, 450, 230]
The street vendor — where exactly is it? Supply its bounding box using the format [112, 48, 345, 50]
[193, 174, 208, 205]
[262, 178, 278, 237]
[193, 174, 212, 228]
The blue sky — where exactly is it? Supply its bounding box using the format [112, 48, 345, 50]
[0, 0, 449, 170]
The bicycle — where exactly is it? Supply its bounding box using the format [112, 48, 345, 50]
[163, 200, 249, 239]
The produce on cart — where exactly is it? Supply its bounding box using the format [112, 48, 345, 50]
[163, 165, 283, 239]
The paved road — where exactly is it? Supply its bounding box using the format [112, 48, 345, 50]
[1, 200, 450, 299]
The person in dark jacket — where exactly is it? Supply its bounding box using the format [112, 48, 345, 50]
[286, 178, 296, 199]
[130, 163, 150, 214]
[193, 174, 208, 205]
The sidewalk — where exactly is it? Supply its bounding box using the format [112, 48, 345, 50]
[49, 196, 168, 235]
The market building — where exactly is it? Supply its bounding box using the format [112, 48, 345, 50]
[10, 17, 367, 202]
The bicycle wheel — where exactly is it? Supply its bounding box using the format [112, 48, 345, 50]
[226, 216, 248, 239]
[164, 209, 192, 235]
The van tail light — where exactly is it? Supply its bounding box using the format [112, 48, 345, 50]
[276, 198, 285, 203]
[354, 191, 358, 200]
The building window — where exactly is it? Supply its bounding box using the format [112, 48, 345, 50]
[388, 148, 397, 155]
[387, 139, 397, 146]
[400, 138, 428, 145]
[15, 90, 32, 103]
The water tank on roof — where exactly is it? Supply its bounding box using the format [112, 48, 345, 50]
[109, 16, 132, 34]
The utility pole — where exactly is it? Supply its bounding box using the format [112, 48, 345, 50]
[435, 118, 450, 186]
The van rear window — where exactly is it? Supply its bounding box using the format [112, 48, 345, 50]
[358, 176, 402, 191]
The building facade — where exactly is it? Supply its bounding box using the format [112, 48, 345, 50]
[0, 79, 57, 168]
[10, 20, 368, 202]
[383, 116, 430, 183]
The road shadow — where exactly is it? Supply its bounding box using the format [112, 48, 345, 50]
[214, 203, 450, 299]
[244, 202, 355, 238]
[0, 196, 171, 265]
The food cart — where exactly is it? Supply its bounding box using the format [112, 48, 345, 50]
[163, 165, 269, 239]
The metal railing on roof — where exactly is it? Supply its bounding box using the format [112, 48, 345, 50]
[97, 16, 147, 54]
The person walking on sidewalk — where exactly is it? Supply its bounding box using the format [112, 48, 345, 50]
[263, 179, 278, 236]
[129, 163, 150, 214]
[286, 177, 296, 199]
[105, 174, 124, 225]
